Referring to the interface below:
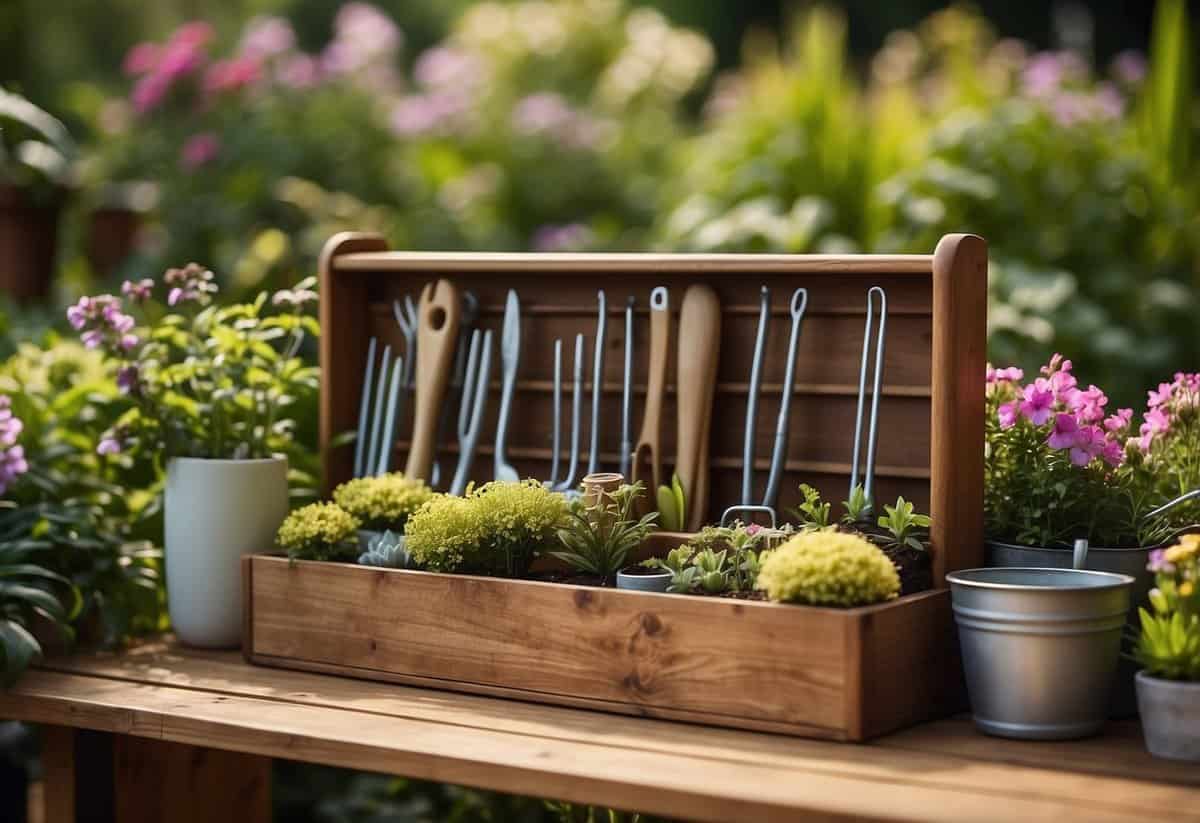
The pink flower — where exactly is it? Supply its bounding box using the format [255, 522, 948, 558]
[1047, 413, 1079, 449]
[181, 133, 220, 170]
[277, 54, 320, 89]
[123, 43, 161, 76]
[1101, 437, 1125, 467]
[1041, 353, 1065, 376]
[1104, 408, 1133, 433]
[203, 57, 262, 96]
[1019, 382, 1055, 425]
[997, 401, 1019, 430]
[1069, 425, 1105, 467]
[1148, 382, 1173, 408]
[81, 330, 104, 350]
[97, 437, 123, 456]
[121, 278, 154, 303]
[1067, 384, 1107, 424]
[131, 72, 171, 114]
[239, 16, 295, 59]
[996, 367, 1024, 382]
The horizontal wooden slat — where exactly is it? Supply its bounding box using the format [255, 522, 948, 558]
[336, 251, 936, 274]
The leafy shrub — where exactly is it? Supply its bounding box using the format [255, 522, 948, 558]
[276, 502, 359, 562]
[757, 531, 900, 607]
[1135, 535, 1200, 681]
[333, 473, 433, 532]
[406, 481, 568, 577]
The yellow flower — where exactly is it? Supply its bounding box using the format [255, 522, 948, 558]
[1165, 542, 1199, 564]
[1180, 581, 1195, 598]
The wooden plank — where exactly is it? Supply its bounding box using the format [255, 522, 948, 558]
[335, 251, 936, 274]
[112, 736, 270, 823]
[929, 234, 988, 583]
[247, 555, 856, 736]
[4, 665, 1195, 823]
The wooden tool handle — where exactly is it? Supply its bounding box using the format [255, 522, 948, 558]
[632, 294, 671, 493]
[675, 284, 721, 531]
[405, 280, 461, 483]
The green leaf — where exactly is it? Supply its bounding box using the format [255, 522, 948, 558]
[0, 620, 41, 687]
[656, 486, 679, 532]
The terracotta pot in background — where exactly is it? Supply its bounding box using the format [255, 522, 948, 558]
[0, 184, 63, 302]
[86, 206, 142, 278]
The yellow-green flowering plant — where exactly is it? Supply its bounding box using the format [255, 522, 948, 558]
[333, 473, 433, 532]
[276, 502, 359, 562]
[1135, 535, 1200, 681]
[756, 531, 900, 607]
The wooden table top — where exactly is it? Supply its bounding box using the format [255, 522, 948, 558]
[2, 641, 1195, 823]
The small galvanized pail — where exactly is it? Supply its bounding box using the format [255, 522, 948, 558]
[946, 567, 1134, 740]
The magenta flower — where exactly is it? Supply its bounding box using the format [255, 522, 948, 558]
[1069, 425, 1105, 467]
[131, 72, 171, 114]
[1101, 437, 1124, 467]
[122, 278, 154, 303]
[203, 57, 262, 96]
[0, 396, 28, 496]
[123, 43, 161, 76]
[164, 262, 218, 306]
[1019, 382, 1055, 425]
[1068, 384, 1108, 424]
[181, 133, 220, 170]
[1104, 408, 1133, 433]
[1148, 382, 1173, 408]
[97, 437, 123, 456]
[997, 401, 1019, 430]
[1047, 413, 1079, 449]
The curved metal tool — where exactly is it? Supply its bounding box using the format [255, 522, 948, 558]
[450, 329, 494, 496]
[547, 338, 564, 488]
[741, 286, 770, 505]
[619, 297, 635, 478]
[553, 334, 585, 493]
[762, 288, 809, 511]
[430, 291, 479, 488]
[365, 344, 392, 474]
[720, 505, 778, 529]
[353, 337, 378, 478]
[850, 286, 888, 515]
[493, 290, 521, 483]
[586, 290, 607, 476]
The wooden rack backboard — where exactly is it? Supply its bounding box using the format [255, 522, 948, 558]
[318, 232, 987, 584]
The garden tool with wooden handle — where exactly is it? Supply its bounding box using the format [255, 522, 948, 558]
[405, 279, 461, 484]
[675, 284, 721, 531]
[632, 287, 670, 505]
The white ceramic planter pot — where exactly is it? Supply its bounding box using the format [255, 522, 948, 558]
[165, 457, 289, 648]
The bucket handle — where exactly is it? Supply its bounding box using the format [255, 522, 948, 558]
[1072, 539, 1089, 570]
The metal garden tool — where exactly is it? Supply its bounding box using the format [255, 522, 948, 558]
[724, 287, 808, 526]
[352, 337, 378, 478]
[586, 290, 607, 476]
[430, 291, 479, 488]
[632, 287, 670, 499]
[619, 297, 635, 478]
[493, 290, 521, 483]
[553, 334, 585, 493]
[363, 344, 397, 477]
[404, 280, 461, 484]
[675, 284, 722, 532]
[547, 338, 564, 488]
[849, 286, 888, 516]
[449, 329, 494, 496]
[373, 295, 418, 476]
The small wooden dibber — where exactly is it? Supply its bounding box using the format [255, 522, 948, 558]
[405, 279, 461, 483]
[675, 284, 721, 531]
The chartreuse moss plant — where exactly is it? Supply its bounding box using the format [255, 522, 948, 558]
[406, 481, 568, 577]
[756, 531, 900, 607]
[276, 502, 359, 562]
[333, 473, 433, 532]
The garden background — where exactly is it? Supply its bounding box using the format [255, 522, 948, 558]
[0, 0, 1196, 820]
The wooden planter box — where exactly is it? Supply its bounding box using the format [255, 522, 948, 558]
[243, 233, 986, 741]
[243, 554, 962, 741]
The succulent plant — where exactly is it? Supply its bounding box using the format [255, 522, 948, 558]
[756, 530, 900, 607]
[641, 546, 699, 593]
[553, 481, 657, 584]
[276, 502, 360, 562]
[333, 473, 433, 532]
[876, 497, 931, 553]
[357, 530, 412, 569]
[692, 547, 729, 594]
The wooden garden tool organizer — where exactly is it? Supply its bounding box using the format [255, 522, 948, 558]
[244, 231, 987, 741]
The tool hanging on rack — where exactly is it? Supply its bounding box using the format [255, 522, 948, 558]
[449, 328, 494, 496]
[493, 290, 522, 483]
[586, 290, 607, 476]
[675, 284, 721, 532]
[721, 287, 809, 527]
[552, 334, 585, 493]
[619, 297, 635, 479]
[632, 287, 669, 500]
[430, 291, 478, 488]
[849, 286, 888, 517]
[405, 280, 462, 484]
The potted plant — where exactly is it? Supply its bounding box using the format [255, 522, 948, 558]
[70, 266, 319, 647]
[549, 474, 658, 589]
[1134, 534, 1200, 761]
[332, 472, 432, 552]
[0, 89, 74, 301]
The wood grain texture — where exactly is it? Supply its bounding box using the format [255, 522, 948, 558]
[929, 234, 988, 583]
[335, 251, 937, 273]
[6, 644, 1198, 823]
[317, 231, 388, 494]
[245, 555, 957, 740]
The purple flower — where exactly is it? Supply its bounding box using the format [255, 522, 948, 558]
[413, 47, 481, 91]
[97, 437, 123, 456]
[121, 278, 154, 303]
[1148, 381, 1173, 408]
[67, 297, 90, 330]
[1047, 413, 1079, 449]
[532, 223, 595, 253]
[116, 365, 140, 395]
[81, 330, 104, 349]
[1019, 382, 1055, 425]
[1101, 437, 1125, 467]
[998, 401, 1019, 430]
[1068, 383, 1108, 424]
[1148, 549, 1174, 574]
[390, 92, 472, 137]
[1069, 425, 1105, 466]
[163, 263, 218, 306]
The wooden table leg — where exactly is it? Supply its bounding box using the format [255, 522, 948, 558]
[40, 726, 271, 823]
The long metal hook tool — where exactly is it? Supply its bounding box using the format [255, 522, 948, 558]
[547, 338, 564, 488]
[619, 297, 635, 478]
[374, 355, 405, 476]
[353, 338, 378, 477]
[365, 345, 393, 475]
[762, 288, 808, 511]
[493, 290, 521, 483]
[850, 286, 888, 515]
[450, 329, 494, 496]
[586, 290, 607, 476]
[430, 291, 479, 487]
[554, 334, 585, 493]
[741, 286, 770, 505]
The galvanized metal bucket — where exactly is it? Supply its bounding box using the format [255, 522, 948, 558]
[947, 567, 1134, 740]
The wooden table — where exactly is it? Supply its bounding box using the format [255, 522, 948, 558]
[4, 642, 1196, 823]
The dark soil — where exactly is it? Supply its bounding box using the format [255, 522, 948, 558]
[847, 524, 933, 596]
